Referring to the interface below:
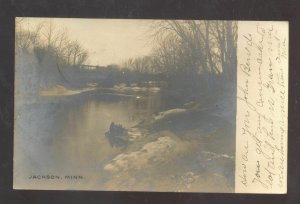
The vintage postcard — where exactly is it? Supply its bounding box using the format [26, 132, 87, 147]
[13, 18, 288, 193]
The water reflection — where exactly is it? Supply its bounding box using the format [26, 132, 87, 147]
[14, 89, 162, 189]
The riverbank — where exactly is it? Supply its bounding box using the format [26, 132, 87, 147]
[102, 103, 235, 192]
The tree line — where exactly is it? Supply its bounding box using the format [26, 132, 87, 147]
[15, 19, 237, 98]
[121, 20, 237, 94]
[16, 18, 89, 66]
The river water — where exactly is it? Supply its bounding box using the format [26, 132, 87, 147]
[14, 86, 165, 190]
[14, 84, 235, 192]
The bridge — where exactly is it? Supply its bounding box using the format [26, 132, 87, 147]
[79, 64, 104, 70]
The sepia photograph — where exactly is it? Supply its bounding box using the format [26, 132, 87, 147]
[14, 17, 237, 192]
[0, 0, 295, 203]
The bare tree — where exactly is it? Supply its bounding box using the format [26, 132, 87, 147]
[15, 19, 44, 52]
[149, 20, 237, 90]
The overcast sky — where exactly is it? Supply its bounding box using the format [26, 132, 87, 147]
[19, 17, 154, 66]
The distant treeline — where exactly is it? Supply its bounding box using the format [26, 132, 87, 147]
[15, 19, 237, 100]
